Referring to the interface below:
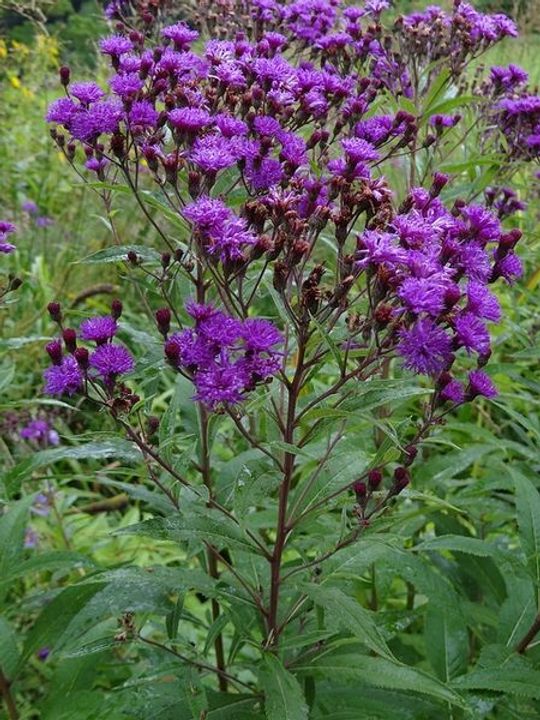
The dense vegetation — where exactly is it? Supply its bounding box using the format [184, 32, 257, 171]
[1, 1, 540, 718]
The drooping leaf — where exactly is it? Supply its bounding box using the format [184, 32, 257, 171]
[259, 653, 309, 720]
[303, 584, 395, 660]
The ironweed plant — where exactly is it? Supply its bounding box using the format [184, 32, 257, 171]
[3, 0, 540, 717]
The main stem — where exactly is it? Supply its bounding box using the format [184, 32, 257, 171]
[267, 334, 306, 646]
[0, 668, 18, 720]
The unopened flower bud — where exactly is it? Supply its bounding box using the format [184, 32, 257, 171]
[164, 338, 180, 364]
[273, 261, 289, 292]
[353, 481, 367, 501]
[430, 172, 449, 197]
[368, 469, 383, 490]
[9, 277, 23, 291]
[161, 253, 171, 269]
[59, 66, 70, 87]
[392, 467, 410, 494]
[147, 415, 160, 437]
[62, 328, 77, 353]
[155, 308, 171, 336]
[47, 302, 62, 323]
[403, 444, 417, 466]
[46, 340, 63, 365]
[127, 251, 138, 265]
[74, 347, 89, 369]
[111, 299, 123, 320]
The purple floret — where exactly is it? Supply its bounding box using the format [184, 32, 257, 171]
[468, 369, 498, 399]
[90, 343, 134, 382]
[79, 316, 118, 344]
[398, 319, 453, 376]
[44, 355, 83, 396]
[100, 35, 134, 56]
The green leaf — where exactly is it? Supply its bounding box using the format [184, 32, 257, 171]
[16, 582, 106, 675]
[165, 594, 184, 640]
[259, 654, 309, 720]
[414, 535, 495, 557]
[0, 551, 95, 586]
[513, 470, 540, 585]
[117, 509, 262, 556]
[0, 495, 35, 598]
[2, 439, 142, 497]
[0, 618, 19, 678]
[452, 667, 540, 699]
[297, 653, 466, 708]
[424, 605, 468, 682]
[80, 245, 162, 265]
[303, 585, 395, 660]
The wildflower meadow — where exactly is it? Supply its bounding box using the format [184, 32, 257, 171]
[1, 0, 540, 717]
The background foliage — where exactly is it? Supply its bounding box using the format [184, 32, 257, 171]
[1, 1, 540, 719]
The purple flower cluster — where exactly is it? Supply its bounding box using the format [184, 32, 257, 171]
[20, 420, 60, 447]
[0, 221, 16, 254]
[165, 301, 283, 409]
[355, 185, 521, 401]
[43, 304, 134, 396]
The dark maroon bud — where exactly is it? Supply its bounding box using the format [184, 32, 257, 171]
[290, 240, 310, 265]
[147, 415, 160, 437]
[127, 251, 138, 265]
[353, 481, 367, 500]
[59, 65, 70, 87]
[368, 469, 382, 490]
[9, 277, 23, 291]
[74, 347, 89, 369]
[251, 234, 272, 260]
[430, 172, 449, 197]
[161, 253, 171, 269]
[46, 340, 63, 365]
[62, 328, 77, 353]
[451, 198, 466, 216]
[444, 285, 461, 309]
[437, 371, 453, 389]
[164, 338, 180, 364]
[174, 248, 184, 263]
[111, 133, 125, 159]
[111, 299, 123, 320]
[403, 444, 418, 466]
[188, 171, 201, 199]
[374, 303, 393, 326]
[66, 141, 75, 159]
[47, 302, 62, 323]
[155, 308, 171, 336]
[477, 349, 491, 368]
[499, 229, 522, 252]
[273, 261, 289, 292]
[393, 466, 410, 494]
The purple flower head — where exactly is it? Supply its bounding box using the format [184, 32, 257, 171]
[341, 138, 380, 164]
[168, 108, 212, 133]
[32, 492, 52, 516]
[397, 276, 449, 316]
[20, 421, 59, 447]
[46, 97, 78, 126]
[109, 72, 144, 98]
[44, 355, 83, 396]
[24, 528, 39, 549]
[398, 319, 453, 376]
[454, 312, 490, 355]
[241, 318, 283, 353]
[190, 135, 239, 174]
[493, 252, 522, 283]
[21, 200, 38, 214]
[0, 220, 16, 253]
[429, 114, 461, 129]
[128, 101, 159, 130]
[466, 281, 501, 322]
[440, 378, 465, 404]
[215, 114, 248, 138]
[245, 156, 283, 190]
[70, 82, 105, 104]
[468, 369, 497, 399]
[70, 99, 122, 142]
[36, 216, 54, 228]
[356, 230, 407, 270]
[489, 64, 528, 91]
[161, 22, 199, 49]
[80, 316, 118, 344]
[89, 343, 134, 382]
[100, 35, 134, 56]
[194, 361, 248, 409]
